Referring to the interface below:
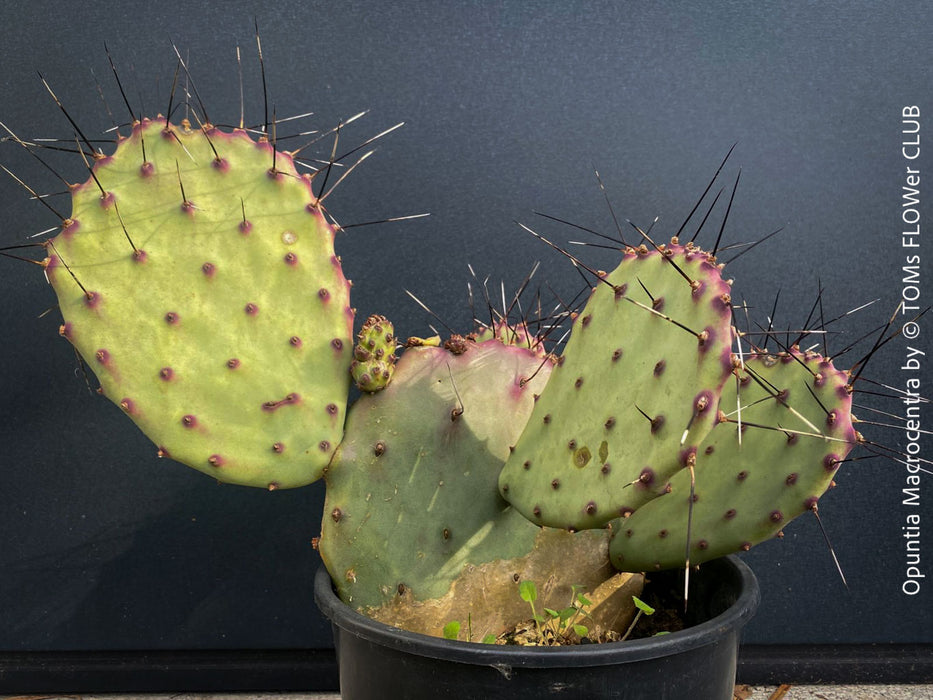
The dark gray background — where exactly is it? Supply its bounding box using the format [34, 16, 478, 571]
[0, 0, 929, 652]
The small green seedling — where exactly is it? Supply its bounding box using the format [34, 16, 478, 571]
[443, 616, 497, 644]
[546, 584, 593, 639]
[518, 580, 597, 645]
[442, 620, 461, 641]
[519, 579, 544, 638]
[621, 595, 670, 641]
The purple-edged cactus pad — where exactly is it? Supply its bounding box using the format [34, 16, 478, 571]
[499, 240, 734, 531]
[610, 350, 859, 571]
[44, 118, 353, 489]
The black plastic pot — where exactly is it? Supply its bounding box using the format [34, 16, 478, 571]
[314, 555, 760, 699]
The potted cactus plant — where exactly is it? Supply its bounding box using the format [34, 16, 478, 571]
[3, 44, 879, 700]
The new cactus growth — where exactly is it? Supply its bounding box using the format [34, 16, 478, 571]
[4, 40, 892, 650]
[350, 314, 397, 392]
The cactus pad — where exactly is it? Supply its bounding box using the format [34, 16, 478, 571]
[499, 240, 734, 530]
[610, 350, 858, 571]
[319, 337, 553, 610]
[44, 118, 353, 489]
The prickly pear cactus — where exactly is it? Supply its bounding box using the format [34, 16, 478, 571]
[45, 118, 353, 489]
[319, 336, 553, 611]
[498, 240, 734, 530]
[610, 350, 859, 571]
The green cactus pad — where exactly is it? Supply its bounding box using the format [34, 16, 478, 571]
[319, 338, 554, 610]
[609, 350, 859, 571]
[499, 241, 735, 530]
[350, 314, 397, 392]
[45, 118, 353, 489]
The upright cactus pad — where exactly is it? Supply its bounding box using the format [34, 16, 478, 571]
[499, 240, 734, 530]
[319, 337, 553, 611]
[45, 118, 353, 489]
[610, 350, 858, 571]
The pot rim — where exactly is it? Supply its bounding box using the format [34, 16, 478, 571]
[314, 555, 760, 668]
